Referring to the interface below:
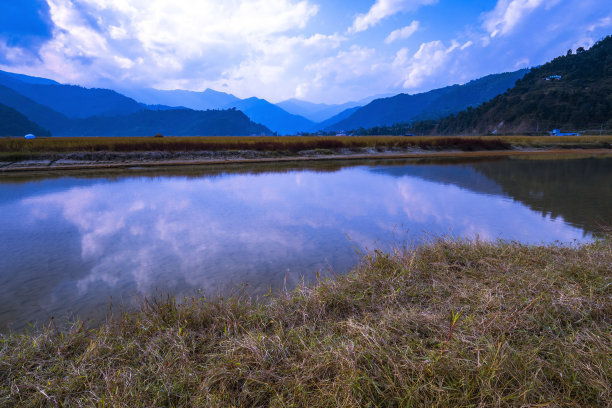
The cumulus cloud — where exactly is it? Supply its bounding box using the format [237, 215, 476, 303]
[2, 0, 323, 94]
[385, 20, 419, 44]
[300, 45, 387, 102]
[394, 40, 464, 88]
[482, 0, 549, 38]
[350, 0, 436, 33]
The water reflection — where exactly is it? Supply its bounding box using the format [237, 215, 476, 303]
[0, 155, 609, 331]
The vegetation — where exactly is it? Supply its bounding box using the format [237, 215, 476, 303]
[1, 237, 610, 406]
[0, 135, 517, 156]
[0, 102, 50, 137]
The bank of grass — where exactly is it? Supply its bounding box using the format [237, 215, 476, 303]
[1, 237, 611, 407]
[1, 135, 611, 159]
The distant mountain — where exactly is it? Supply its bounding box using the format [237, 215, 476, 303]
[277, 93, 394, 123]
[315, 106, 361, 131]
[323, 69, 529, 131]
[426, 36, 612, 135]
[0, 84, 70, 131]
[0, 102, 51, 137]
[276, 99, 362, 123]
[121, 88, 240, 111]
[120, 87, 313, 134]
[224, 97, 314, 135]
[57, 108, 271, 136]
[0, 70, 143, 118]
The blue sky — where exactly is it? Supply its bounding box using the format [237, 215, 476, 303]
[0, 0, 610, 104]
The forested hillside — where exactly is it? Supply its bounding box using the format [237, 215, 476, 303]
[0, 103, 51, 136]
[59, 108, 271, 136]
[429, 36, 612, 135]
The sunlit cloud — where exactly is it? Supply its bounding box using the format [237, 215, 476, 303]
[349, 0, 436, 33]
[482, 0, 550, 38]
[385, 21, 420, 44]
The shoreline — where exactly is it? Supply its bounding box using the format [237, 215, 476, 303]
[1, 147, 611, 173]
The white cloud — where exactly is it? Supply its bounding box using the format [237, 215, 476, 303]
[586, 16, 612, 32]
[385, 20, 420, 44]
[5, 0, 322, 94]
[482, 0, 549, 38]
[300, 45, 386, 102]
[0, 0, 609, 104]
[394, 40, 462, 88]
[350, 0, 437, 33]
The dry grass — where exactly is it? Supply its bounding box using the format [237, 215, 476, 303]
[0, 135, 512, 155]
[1, 135, 610, 164]
[1, 238, 611, 407]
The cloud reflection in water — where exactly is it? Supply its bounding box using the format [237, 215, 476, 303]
[1, 163, 591, 329]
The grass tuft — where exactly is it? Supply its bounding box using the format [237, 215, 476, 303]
[1, 238, 611, 406]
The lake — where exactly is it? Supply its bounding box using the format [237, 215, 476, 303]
[1, 154, 611, 331]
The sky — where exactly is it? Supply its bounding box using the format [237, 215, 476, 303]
[0, 0, 610, 104]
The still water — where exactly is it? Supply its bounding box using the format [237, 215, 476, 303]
[1, 155, 611, 331]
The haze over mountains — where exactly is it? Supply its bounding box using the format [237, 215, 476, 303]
[0, 63, 533, 137]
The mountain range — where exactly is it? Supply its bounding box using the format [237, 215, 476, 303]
[0, 73, 271, 136]
[323, 69, 529, 132]
[0, 64, 531, 137]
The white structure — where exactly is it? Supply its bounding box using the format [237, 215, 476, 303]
[550, 129, 581, 136]
[24, 134, 35, 139]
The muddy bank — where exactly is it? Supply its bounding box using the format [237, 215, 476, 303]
[1, 147, 611, 173]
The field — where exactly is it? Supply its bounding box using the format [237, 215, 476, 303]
[1, 135, 611, 158]
[1, 237, 610, 407]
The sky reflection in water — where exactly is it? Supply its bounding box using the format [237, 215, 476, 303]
[0, 158, 601, 330]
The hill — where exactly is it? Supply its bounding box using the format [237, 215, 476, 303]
[429, 36, 612, 135]
[0, 102, 51, 136]
[57, 108, 271, 136]
[0, 84, 70, 131]
[323, 69, 529, 131]
[0, 70, 144, 118]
